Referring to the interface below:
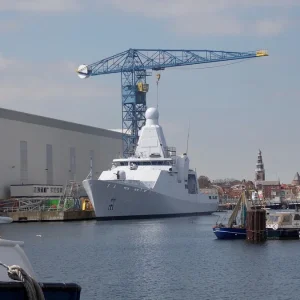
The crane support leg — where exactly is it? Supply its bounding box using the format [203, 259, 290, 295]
[121, 70, 147, 157]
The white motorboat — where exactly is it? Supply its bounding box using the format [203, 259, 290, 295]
[0, 216, 13, 224]
[0, 238, 82, 299]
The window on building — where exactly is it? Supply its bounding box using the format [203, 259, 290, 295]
[34, 187, 37, 193]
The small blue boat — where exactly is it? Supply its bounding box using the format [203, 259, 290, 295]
[213, 226, 246, 239]
[213, 191, 248, 240]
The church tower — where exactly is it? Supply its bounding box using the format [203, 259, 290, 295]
[255, 149, 265, 181]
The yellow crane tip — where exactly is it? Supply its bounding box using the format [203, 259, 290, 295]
[256, 50, 269, 57]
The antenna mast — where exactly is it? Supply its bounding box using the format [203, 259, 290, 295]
[89, 155, 93, 179]
[186, 121, 190, 155]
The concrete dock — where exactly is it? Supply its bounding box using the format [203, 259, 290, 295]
[5, 210, 95, 222]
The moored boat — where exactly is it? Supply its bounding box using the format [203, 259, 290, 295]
[213, 191, 249, 239]
[83, 107, 219, 220]
[0, 216, 13, 224]
[213, 226, 246, 239]
[0, 238, 81, 299]
[266, 210, 300, 239]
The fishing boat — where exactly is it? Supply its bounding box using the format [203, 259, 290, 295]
[213, 191, 249, 239]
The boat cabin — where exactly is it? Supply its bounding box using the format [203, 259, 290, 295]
[266, 211, 300, 230]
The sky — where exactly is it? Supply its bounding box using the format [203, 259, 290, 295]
[0, 0, 299, 183]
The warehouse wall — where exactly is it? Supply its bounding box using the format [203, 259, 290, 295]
[0, 113, 122, 199]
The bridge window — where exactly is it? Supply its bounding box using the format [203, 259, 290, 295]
[188, 174, 198, 194]
[117, 160, 172, 166]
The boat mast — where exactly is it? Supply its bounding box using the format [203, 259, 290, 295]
[227, 193, 243, 227]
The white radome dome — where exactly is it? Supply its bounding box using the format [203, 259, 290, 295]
[145, 107, 159, 120]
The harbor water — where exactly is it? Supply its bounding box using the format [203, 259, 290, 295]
[1, 213, 300, 300]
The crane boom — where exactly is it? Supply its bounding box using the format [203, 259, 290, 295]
[78, 49, 268, 76]
[77, 48, 268, 157]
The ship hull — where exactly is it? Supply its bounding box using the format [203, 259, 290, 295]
[83, 179, 218, 220]
[213, 227, 246, 239]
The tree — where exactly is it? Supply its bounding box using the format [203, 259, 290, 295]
[198, 176, 211, 188]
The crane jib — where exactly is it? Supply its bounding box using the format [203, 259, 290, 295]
[76, 48, 268, 157]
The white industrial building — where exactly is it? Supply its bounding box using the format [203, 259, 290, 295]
[0, 107, 123, 199]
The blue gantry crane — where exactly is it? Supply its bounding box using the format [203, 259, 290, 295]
[76, 48, 268, 157]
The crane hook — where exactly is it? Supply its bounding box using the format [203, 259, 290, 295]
[156, 73, 161, 109]
[156, 73, 161, 84]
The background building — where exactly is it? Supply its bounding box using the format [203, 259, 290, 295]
[0, 107, 122, 199]
[255, 149, 265, 182]
[253, 149, 281, 199]
[255, 181, 281, 199]
[292, 172, 300, 186]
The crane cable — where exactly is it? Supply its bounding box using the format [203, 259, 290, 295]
[154, 59, 247, 108]
[156, 73, 161, 109]
[169, 59, 249, 71]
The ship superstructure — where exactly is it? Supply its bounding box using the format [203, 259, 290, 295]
[83, 107, 218, 220]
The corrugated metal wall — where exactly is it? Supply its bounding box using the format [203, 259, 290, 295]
[46, 144, 53, 185]
[0, 114, 122, 199]
[20, 141, 28, 184]
[69, 147, 76, 181]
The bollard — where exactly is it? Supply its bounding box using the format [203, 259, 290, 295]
[246, 209, 267, 242]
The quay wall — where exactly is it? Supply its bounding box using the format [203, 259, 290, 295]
[6, 210, 95, 222]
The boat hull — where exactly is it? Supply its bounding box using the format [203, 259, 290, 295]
[213, 227, 246, 239]
[0, 216, 13, 224]
[266, 228, 300, 240]
[83, 179, 218, 220]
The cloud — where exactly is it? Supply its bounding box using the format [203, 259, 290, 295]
[0, 20, 20, 32]
[0, 0, 298, 36]
[0, 0, 81, 12]
[0, 53, 116, 104]
[106, 0, 299, 36]
[254, 20, 287, 36]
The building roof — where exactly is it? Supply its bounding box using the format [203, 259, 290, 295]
[292, 172, 300, 184]
[256, 180, 280, 186]
[0, 107, 122, 139]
